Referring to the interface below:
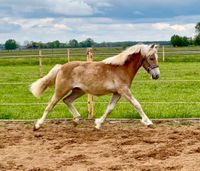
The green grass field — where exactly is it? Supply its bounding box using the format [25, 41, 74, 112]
[1, 46, 200, 120]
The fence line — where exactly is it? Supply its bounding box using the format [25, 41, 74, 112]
[0, 82, 30, 85]
[1, 80, 200, 85]
[0, 53, 119, 59]
[1, 47, 200, 118]
[1, 48, 200, 60]
[1, 52, 200, 58]
[1, 101, 200, 106]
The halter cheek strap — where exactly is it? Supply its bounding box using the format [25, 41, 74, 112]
[147, 64, 159, 73]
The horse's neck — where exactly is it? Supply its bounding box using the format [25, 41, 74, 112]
[124, 53, 143, 81]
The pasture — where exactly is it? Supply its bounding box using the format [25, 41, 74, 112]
[1, 46, 200, 120]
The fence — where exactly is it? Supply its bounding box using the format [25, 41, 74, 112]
[0, 48, 97, 119]
[1, 46, 200, 119]
[1, 46, 200, 62]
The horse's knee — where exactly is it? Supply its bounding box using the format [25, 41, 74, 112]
[63, 97, 71, 105]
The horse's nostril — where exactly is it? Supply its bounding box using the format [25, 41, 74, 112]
[152, 74, 159, 80]
[155, 74, 159, 79]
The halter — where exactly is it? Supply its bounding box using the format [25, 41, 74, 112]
[142, 58, 159, 73]
[147, 64, 159, 73]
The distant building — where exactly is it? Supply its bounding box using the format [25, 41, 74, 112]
[0, 44, 4, 50]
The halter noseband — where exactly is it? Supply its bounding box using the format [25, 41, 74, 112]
[147, 64, 159, 73]
[142, 58, 159, 73]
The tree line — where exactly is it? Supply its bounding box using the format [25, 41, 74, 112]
[170, 22, 200, 47]
[2, 22, 200, 50]
[2, 38, 170, 50]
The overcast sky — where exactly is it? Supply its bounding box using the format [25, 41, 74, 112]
[0, 0, 200, 44]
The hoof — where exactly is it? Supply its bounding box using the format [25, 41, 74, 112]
[141, 119, 153, 126]
[33, 125, 40, 131]
[73, 121, 79, 127]
[95, 125, 100, 130]
[73, 117, 80, 127]
[147, 124, 156, 129]
[95, 119, 102, 130]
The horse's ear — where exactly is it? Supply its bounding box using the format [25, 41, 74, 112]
[150, 44, 155, 48]
[154, 44, 159, 49]
[150, 44, 159, 49]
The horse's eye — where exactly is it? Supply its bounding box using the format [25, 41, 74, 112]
[150, 58, 154, 61]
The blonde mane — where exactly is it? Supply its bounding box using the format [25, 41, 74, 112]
[102, 44, 159, 65]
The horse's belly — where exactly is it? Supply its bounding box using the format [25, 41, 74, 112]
[73, 81, 116, 96]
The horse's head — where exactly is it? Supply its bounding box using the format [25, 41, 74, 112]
[142, 44, 160, 80]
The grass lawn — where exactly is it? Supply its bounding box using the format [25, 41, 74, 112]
[1, 46, 200, 120]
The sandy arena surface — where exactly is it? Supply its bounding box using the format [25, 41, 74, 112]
[0, 120, 200, 171]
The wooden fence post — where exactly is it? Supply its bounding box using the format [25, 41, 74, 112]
[39, 50, 43, 77]
[87, 48, 94, 119]
[67, 49, 70, 62]
[162, 46, 165, 62]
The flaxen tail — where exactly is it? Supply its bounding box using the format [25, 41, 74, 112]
[30, 64, 62, 97]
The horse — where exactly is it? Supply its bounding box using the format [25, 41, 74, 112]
[30, 44, 160, 130]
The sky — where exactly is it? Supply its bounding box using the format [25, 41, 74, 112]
[0, 0, 200, 44]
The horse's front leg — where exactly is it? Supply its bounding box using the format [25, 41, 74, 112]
[119, 87, 153, 126]
[95, 93, 121, 129]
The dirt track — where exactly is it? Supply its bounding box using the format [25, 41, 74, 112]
[0, 120, 200, 171]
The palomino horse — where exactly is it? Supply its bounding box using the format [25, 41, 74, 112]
[30, 44, 160, 130]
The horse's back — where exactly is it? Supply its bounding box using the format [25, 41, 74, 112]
[56, 61, 117, 95]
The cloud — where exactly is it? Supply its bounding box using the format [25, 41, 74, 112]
[0, 0, 199, 43]
[133, 11, 144, 16]
[0, 0, 95, 17]
[0, 19, 21, 33]
[0, 15, 197, 43]
[53, 24, 71, 31]
[152, 23, 195, 32]
[49, 0, 94, 16]
[1, 0, 200, 20]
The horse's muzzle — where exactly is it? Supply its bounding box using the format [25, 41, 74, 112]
[152, 74, 159, 80]
[150, 67, 160, 80]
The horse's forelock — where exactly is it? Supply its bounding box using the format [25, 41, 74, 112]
[141, 44, 159, 58]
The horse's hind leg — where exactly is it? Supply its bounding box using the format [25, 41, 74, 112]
[34, 94, 62, 130]
[95, 93, 121, 129]
[63, 88, 85, 126]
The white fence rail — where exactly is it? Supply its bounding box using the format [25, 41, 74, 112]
[1, 101, 200, 106]
[1, 47, 200, 61]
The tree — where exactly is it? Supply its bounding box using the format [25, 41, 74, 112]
[46, 42, 54, 48]
[195, 22, 200, 34]
[84, 38, 95, 47]
[194, 34, 200, 45]
[52, 40, 60, 48]
[182, 36, 190, 46]
[170, 35, 190, 47]
[170, 35, 183, 47]
[5, 39, 17, 50]
[194, 22, 200, 45]
[31, 41, 39, 49]
[69, 39, 78, 48]
[79, 38, 95, 47]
